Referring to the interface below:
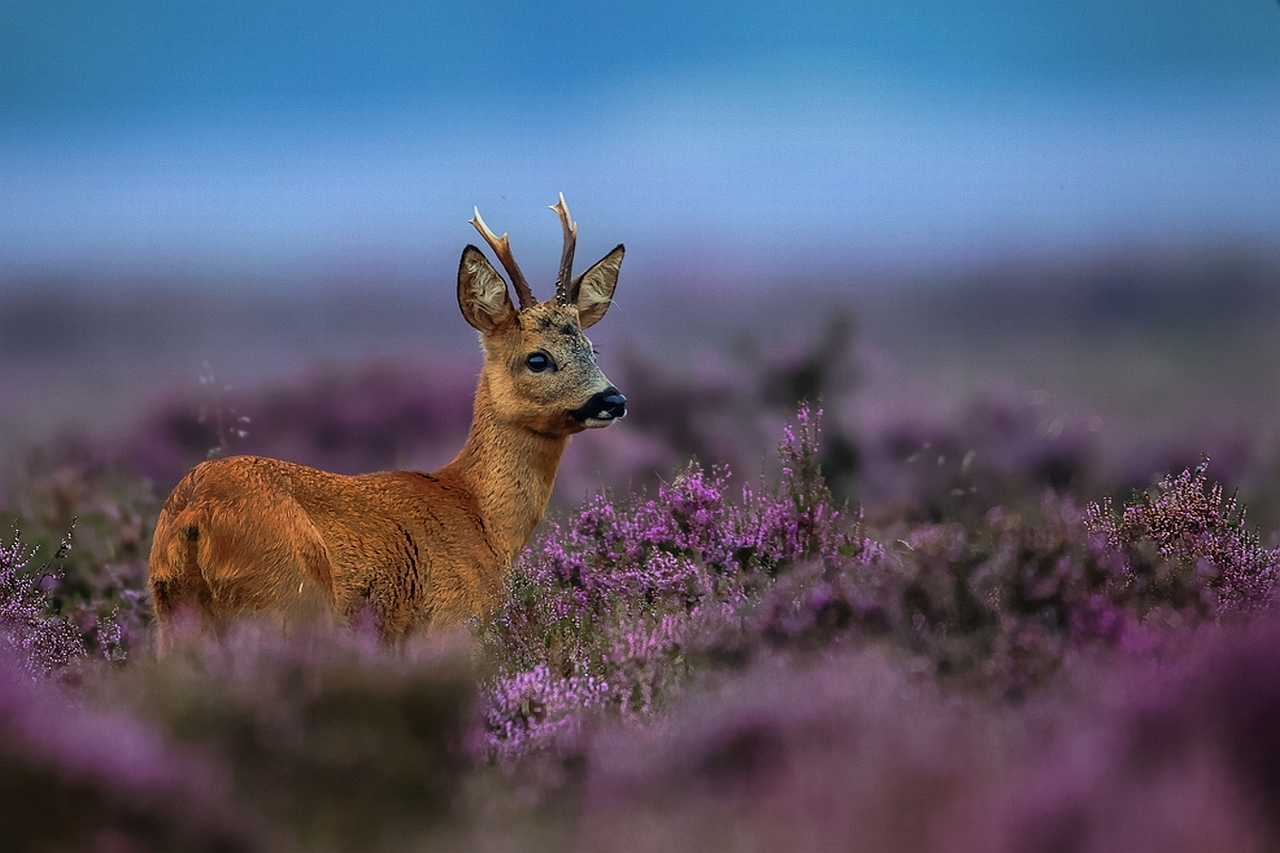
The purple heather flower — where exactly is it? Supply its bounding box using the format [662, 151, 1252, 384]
[479, 404, 885, 765]
[1086, 459, 1279, 618]
[0, 529, 87, 677]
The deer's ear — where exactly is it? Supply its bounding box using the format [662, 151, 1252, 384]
[458, 245, 516, 331]
[571, 244, 624, 329]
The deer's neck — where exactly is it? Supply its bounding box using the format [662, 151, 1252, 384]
[442, 376, 569, 562]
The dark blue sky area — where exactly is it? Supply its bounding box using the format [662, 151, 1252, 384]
[4, 1, 1275, 121]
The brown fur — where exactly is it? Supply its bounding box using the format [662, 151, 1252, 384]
[147, 204, 625, 648]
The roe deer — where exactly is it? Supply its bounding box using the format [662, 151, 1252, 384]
[147, 195, 626, 647]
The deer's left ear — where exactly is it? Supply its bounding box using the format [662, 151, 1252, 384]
[458, 245, 516, 332]
[570, 244, 624, 329]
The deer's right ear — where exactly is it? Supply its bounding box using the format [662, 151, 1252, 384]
[458, 245, 516, 331]
[572, 244, 624, 329]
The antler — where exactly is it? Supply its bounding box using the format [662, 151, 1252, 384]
[469, 207, 537, 309]
[550, 193, 578, 305]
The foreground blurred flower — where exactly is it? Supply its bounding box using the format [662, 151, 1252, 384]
[0, 648, 255, 851]
[95, 623, 477, 852]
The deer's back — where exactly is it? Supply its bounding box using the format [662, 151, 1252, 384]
[149, 455, 500, 641]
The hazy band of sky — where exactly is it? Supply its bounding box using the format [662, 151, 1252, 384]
[2, 1, 1277, 287]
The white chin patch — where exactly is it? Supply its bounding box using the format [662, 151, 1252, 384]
[583, 415, 618, 429]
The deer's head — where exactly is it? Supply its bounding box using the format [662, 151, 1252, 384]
[458, 195, 626, 437]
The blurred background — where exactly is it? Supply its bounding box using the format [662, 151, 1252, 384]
[3, 1, 1280, 519]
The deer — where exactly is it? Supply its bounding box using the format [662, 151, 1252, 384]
[147, 195, 626, 649]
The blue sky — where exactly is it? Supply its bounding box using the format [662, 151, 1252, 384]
[2, 1, 1278, 288]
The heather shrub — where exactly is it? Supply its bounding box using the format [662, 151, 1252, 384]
[690, 492, 1116, 702]
[0, 650, 258, 853]
[576, 648, 1008, 853]
[1086, 458, 1279, 616]
[876, 497, 1129, 699]
[2, 439, 155, 658]
[9, 276, 1280, 848]
[479, 417, 1280, 771]
[1004, 616, 1280, 853]
[0, 527, 88, 677]
[477, 405, 884, 766]
[848, 461, 1279, 700]
[6, 335, 1280, 849]
[570, 616, 1280, 853]
[96, 625, 477, 853]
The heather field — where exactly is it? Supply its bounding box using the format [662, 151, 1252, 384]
[4, 257, 1280, 852]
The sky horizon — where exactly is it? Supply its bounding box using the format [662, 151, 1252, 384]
[3, 1, 1278, 290]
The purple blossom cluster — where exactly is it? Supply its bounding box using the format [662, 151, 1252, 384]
[476, 405, 885, 765]
[479, 664, 611, 765]
[809, 463, 1280, 700]
[0, 527, 87, 677]
[3, 439, 153, 658]
[480, 420, 1280, 768]
[1087, 458, 1280, 615]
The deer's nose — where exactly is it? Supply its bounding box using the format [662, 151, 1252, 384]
[572, 387, 627, 423]
[599, 390, 627, 419]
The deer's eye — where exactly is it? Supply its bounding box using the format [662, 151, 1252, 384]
[525, 352, 552, 373]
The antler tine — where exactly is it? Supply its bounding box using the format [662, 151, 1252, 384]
[550, 192, 578, 304]
[469, 206, 537, 309]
